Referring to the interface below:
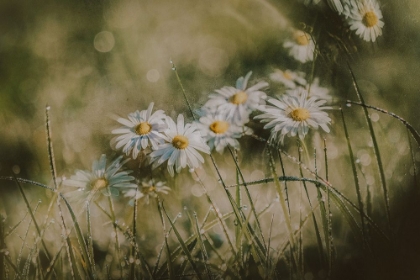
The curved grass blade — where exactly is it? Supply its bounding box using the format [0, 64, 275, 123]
[347, 64, 391, 231]
[160, 202, 203, 280]
[340, 108, 367, 244]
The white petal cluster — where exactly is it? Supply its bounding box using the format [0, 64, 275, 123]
[112, 102, 167, 159]
[255, 91, 331, 144]
[286, 78, 332, 101]
[149, 114, 210, 176]
[203, 72, 268, 125]
[63, 154, 136, 199]
[344, 0, 384, 42]
[124, 180, 170, 205]
[270, 69, 307, 89]
[283, 30, 315, 63]
[196, 113, 244, 153]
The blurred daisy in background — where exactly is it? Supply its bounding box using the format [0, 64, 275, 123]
[124, 179, 170, 205]
[196, 112, 244, 153]
[255, 91, 331, 144]
[344, 0, 384, 42]
[270, 68, 307, 89]
[63, 154, 137, 200]
[112, 102, 167, 159]
[286, 78, 333, 101]
[203, 71, 268, 125]
[283, 30, 315, 63]
[149, 114, 210, 176]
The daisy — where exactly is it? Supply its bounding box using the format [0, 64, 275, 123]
[270, 68, 307, 89]
[344, 0, 384, 42]
[203, 71, 268, 125]
[283, 30, 315, 63]
[63, 154, 137, 200]
[196, 113, 244, 153]
[286, 78, 332, 101]
[255, 92, 331, 144]
[124, 179, 170, 205]
[112, 102, 167, 159]
[149, 114, 211, 177]
[327, 0, 344, 14]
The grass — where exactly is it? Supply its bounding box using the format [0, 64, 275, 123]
[1, 0, 420, 279]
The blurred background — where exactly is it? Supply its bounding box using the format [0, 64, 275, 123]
[1, 0, 420, 278]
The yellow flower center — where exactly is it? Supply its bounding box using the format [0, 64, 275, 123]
[362, 11, 378, 27]
[135, 122, 152, 135]
[172, 135, 189, 149]
[229, 91, 248, 105]
[142, 186, 156, 194]
[283, 71, 293, 80]
[91, 178, 108, 191]
[209, 121, 229, 134]
[294, 31, 310, 46]
[289, 108, 310, 122]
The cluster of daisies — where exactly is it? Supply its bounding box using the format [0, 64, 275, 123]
[62, 70, 334, 203]
[288, 0, 384, 63]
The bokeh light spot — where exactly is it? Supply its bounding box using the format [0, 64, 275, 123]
[94, 31, 115, 53]
[147, 69, 160, 83]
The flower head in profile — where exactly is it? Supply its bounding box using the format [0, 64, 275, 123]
[255, 91, 331, 144]
[203, 71, 268, 125]
[124, 180, 170, 205]
[149, 114, 210, 176]
[112, 102, 167, 159]
[196, 112, 244, 153]
[283, 30, 315, 63]
[63, 155, 136, 200]
[270, 69, 307, 89]
[344, 0, 384, 42]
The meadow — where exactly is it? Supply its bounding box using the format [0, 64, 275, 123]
[1, 0, 420, 279]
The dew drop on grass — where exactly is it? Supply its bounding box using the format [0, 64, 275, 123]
[242, 205, 248, 210]
[177, 213, 182, 218]
[346, 103, 351, 107]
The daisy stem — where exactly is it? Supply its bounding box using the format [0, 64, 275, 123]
[171, 61, 196, 120]
[299, 139, 312, 168]
[107, 196, 123, 278]
[267, 148, 299, 276]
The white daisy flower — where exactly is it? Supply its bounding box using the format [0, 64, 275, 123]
[327, 0, 345, 14]
[270, 68, 307, 89]
[196, 113, 244, 153]
[286, 78, 332, 101]
[149, 114, 211, 177]
[203, 71, 268, 125]
[255, 92, 331, 144]
[63, 154, 137, 199]
[299, 0, 321, 6]
[283, 30, 316, 63]
[344, 0, 384, 42]
[112, 102, 167, 159]
[124, 180, 170, 205]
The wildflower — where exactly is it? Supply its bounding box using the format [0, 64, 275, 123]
[149, 114, 210, 176]
[286, 78, 332, 101]
[124, 180, 170, 205]
[196, 113, 243, 153]
[327, 0, 344, 14]
[255, 91, 331, 144]
[63, 154, 136, 199]
[283, 30, 315, 63]
[344, 0, 384, 42]
[203, 71, 268, 125]
[270, 68, 307, 89]
[112, 102, 167, 159]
